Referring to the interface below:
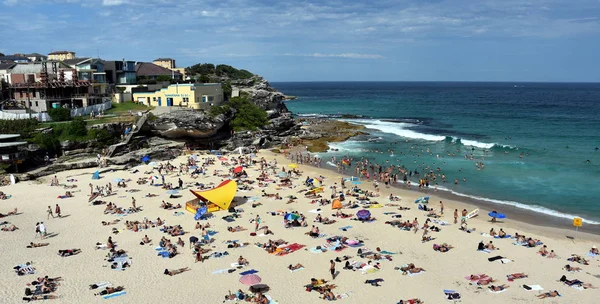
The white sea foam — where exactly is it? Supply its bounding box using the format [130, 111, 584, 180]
[428, 184, 600, 225]
[345, 119, 511, 149]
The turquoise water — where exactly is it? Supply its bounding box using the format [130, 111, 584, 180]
[275, 82, 600, 224]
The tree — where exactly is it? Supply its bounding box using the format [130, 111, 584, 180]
[228, 96, 268, 131]
[155, 75, 172, 82]
[199, 75, 210, 83]
[221, 81, 232, 100]
[68, 117, 88, 137]
[47, 108, 71, 121]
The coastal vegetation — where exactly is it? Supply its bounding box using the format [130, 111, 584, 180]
[186, 63, 253, 80]
[209, 96, 268, 131]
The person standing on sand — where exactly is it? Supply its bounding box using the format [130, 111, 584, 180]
[454, 209, 458, 224]
[439, 201, 444, 215]
[132, 198, 137, 210]
[35, 222, 40, 238]
[55, 204, 61, 218]
[39, 222, 47, 239]
[254, 215, 261, 232]
[330, 260, 336, 279]
[47, 206, 54, 219]
[89, 183, 94, 196]
[461, 209, 468, 224]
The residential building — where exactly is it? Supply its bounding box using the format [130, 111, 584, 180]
[132, 83, 223, 110]
[63, 58, 107, 94]
[136, 62, 182, 81]
[153, 58, 176, 69]
[14, 53, 47, 62]
[153, 58, 186, 79]
[103, 59, 137, 85]
[0, 55, 30, 63]
[0, 63, 16, 83]
[7, 61, 104, 113]
[47, 51, 76, 61]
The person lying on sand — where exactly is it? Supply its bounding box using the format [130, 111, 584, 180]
[227, 241, 249, 249]
[27, 242, 49, 248]
[395, 263, 425, 275]
[58, 249, 81, 257]
[22, 295, 60, 302]
[0, 208, 17, 217]
[489, 284, 509, 292]
[289, 263, 304, 271]
[227, 226, 247, 232]
[224, 289, 248, 301]
[164, 267, 189, 276]
[2, 224, 18, 231]
[397, 299, 424, 304]
[365, 278, 384, 286]
[591, 246, 599, 255]
[568, 254, 589, 265]
[94, 286, 124, 296]
[433, 243, 453, 252]
[560, 275, 598, 289]
[564, 264, 582, 272]
[537, 291, 560, 299]
[506, 273, 528, 281]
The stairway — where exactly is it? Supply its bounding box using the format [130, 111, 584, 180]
[105, 112, 148, 157]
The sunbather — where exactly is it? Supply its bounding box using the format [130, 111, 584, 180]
[22, 295, 60, 302]
[590, 246, 599, 255]
[559, 275, 597, 289]
[227, 226, 247, 232]
[507, 273, 528, 281]
[568, 254, 589, 265]
[1, 224, 18, 231]
[537, 291, 560, 299]
[94, 286, 124, 296]
[489, 284, 509, 292]
[164, 267, 190, 276]
[289, 263, 304, 270]
[58, 249, 81, 257]
[564, 264, 582, 272]
[238, 255, 249, 266]
[27, 242, 49, 248]
[0, 208, 17, 217]
[365, 278, 384, 286]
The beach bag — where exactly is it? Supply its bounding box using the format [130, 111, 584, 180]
[25, 288, 32, 296]
[447, 293, 461, 300]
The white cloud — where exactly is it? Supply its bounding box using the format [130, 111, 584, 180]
[102, 0, 125, 6]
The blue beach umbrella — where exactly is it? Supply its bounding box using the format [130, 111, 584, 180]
[415, 196, 430, 204]
[488, 211, 506, 219]
[284, 213, 300, 221]
[356, 209, 371, 220]
[141, 155, 151, 163]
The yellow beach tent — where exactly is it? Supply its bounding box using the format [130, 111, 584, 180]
[188, 179, 237, 212]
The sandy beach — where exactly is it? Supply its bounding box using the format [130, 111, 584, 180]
[1, 149, 600, 304]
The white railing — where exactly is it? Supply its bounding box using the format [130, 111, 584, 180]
[0, 98, 112, 122]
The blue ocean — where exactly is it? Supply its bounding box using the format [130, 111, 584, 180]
[274, 82, 600, 224]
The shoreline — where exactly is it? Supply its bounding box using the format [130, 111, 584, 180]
[270, 149, 600, 240]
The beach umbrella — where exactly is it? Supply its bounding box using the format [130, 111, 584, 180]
[356, 209, 371, 220]
[488, 211, 506, 219]
[240, 274, 262, 285]
[233, 166, 243, 174]
[141, 155, 151, 163]
[288, 163, 298, 169]
[415, 196, 429, 204]
[345, 176, 359, 181]
[284, 213, 300, 221]
[219, 157, 228, 161]
[277, 172, 288, 178]
[113, 178, 123, 183]
[166, 190, 179, 195]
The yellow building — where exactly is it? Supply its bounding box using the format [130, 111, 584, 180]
[48, 51, 76, 61]
[153, 58, 176, 69]
[132, 83, 224, 110]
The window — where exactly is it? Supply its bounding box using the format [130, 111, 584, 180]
[196, 97, 200, 103]
[183, 97, 189, 104]
[19, 91, 24, 98]
[153, 97, 156, 101]
[208, 96, 214, 102]
[35, 101, 38, 107]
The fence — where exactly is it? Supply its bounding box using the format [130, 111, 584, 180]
[0, 98, 112, 122]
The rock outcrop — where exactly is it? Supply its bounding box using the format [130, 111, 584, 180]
[145, 110, 233, 139]
[232, 76, 288, 111]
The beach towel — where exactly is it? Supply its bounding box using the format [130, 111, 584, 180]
[380, 250, 398, 255]
[310, 247, 327, 253]
[157, 251, 170, 258]
[587, 252, 598, 257]
[572, 285, 585, 290]
[173, 212, 185, 216]
[231, 263, 245, 268]
[383, 212, 397, 215]
[444, 290, 461, 301]
[240, 269, 258, 275]
[309, 209, 323, 214]
[290, 267, 304, 273]
[90, 282, 111, 290]
[494, 235, 512, 239]
[103, 291, 127, 299]
[478, 249, 491, 253]
[57, 195, 72, 199]
[212, 268, 233, 274]
[488, 288, 508, 294]
[480, 233, 492, 238]
[522, 285, 543, 291]
[407, 271, 425, 277]
[498, 258, 513, 264]
[339, 226, 353, 231]
[488, 256, 504, 262]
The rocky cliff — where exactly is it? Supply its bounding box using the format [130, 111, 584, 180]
[232, 76, 289, 111]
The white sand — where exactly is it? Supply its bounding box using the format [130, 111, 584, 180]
[1, 150, 599, 303]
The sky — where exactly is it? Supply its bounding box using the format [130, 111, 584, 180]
[1, 0, 600, 82]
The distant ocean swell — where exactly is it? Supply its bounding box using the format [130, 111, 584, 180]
[324, 131, 600, 225]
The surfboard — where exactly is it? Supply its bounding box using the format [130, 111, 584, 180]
[466, 208, 479, 219]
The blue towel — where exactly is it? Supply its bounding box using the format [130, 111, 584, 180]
[443, 289, 455, 293]
[158, 251, 170, 257]
[380, 250, 397, 255]
[103, 291, 127, 299]
[207, 230, 218, 236]
[240, 269, 258, 275]
[339, 226, 353, 230]
[494, 235, 512, 239]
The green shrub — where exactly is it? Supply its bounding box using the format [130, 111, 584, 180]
[31, 132, 60, 152]
[88, 128, 116, 148]
[0, 119, 39, 138]
[68, 117, 88, 137]
[209, 105, 230, 118]
[228, 96, 268, 131]
[47, 108, 72, 122]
